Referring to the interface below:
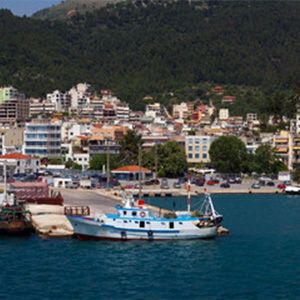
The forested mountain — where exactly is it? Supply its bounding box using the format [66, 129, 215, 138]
[32, 0, 125, 20]
[1, 0, 300, 110]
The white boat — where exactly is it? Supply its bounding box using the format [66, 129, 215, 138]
[67, 192, 223, 241]
[285, 185, 300, 195]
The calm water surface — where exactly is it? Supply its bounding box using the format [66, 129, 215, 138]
[1, 194, 300, 300]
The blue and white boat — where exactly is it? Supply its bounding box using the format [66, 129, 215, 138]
[68, 192, 223, 241]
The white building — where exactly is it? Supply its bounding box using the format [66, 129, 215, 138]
[69, 83, 91, 110]
[24, 119, 61, 157]
[47, 90, 71, 112]
[219, 108, 229, 120]
[173, 102, 189, 119]
[30, 98, 56, 116]
[185, 135, 216, 163]
[0, 153, 40, 174]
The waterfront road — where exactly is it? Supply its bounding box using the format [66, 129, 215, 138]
[57, 188, 119, 214]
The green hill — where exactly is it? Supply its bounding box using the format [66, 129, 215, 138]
[1, 0, 300, 111]
[32, 0, 125, 20]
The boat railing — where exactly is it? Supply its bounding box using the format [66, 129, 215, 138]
[64, 206, 90, 216]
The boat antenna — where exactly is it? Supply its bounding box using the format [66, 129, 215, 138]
[187, 174, 191, 213]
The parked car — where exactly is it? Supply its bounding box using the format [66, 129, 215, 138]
[266, 181, 275, 187]
[173, 181, 181, 189]
[160, 178, 169, 189]
[121, 185, 136, 189]
[192, 178, 205, 187]
[207, 180, 218, 185]
[220, 181, 230, 188]
[251, 183, 261, 189]
[144, 179, 160, 185]
[277, 183, 286, 189]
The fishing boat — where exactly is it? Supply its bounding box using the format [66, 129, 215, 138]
[0, 205, 33, 236]
[68, 191, 223, 241]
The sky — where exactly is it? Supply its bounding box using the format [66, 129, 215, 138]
[0, 0, 61, 16]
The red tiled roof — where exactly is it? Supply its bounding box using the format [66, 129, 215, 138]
[112, 165, 151, 173]
[0, 153, 32, 160]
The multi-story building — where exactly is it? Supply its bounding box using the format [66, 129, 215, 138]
[0, 86, 29, 125]
[185, 135, 216, 163]
[219, 108, 229, 120]
[47, 90, 71, 112]
[69, 83, 91, 110]
[173, 102, 189, 119]
[273, 130, 291, 168]
[24, 119, 61, 157]
[29, 98, 56, 116]
[0, 86, 19, 102]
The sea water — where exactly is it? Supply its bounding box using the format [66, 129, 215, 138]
[0, 194, 300, 300]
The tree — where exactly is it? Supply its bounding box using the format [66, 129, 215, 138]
[144, 142, 187, 178]
[293, 167, 300, 184]
[118, 130, 142, 165]
[89, 154, 119, 170]
[65, 159, 82, 170]
[254, 145, 287, 174]
[209, 136, 247, 173]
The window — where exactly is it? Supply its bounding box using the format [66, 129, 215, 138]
[195, 154, 199, 159]
[188, 146, 193, 151]
[169, 222, 174, 229]
[203, 138, 208, 144]
[203, 145, 207, 151]
[188, 154, 193, 159]
[146, 222, 150, 224]
[195, 145, 200, 151]
[195, 138, 200, 144]
[203, 153, 207, 159]
[188, 138, 193, 145]
[135, 221, 138, 224]
[179, 222, 183, 225]
[124, 220, 128, 223]
[140, 221, 145, 228]
[123, 211, 127, 216]
[132, 211, 137, 217]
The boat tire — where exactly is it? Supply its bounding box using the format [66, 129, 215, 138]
[148, 230, 154, 241]
[121, 231, 127, 240]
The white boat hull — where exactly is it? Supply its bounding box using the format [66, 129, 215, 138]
[68, 216, 218, 240]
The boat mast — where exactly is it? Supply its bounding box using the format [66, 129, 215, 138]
[3, 160, 7, 204]
[138, 144, 142, 198]
[187, 174, 191, 213]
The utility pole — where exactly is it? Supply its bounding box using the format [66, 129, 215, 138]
[155, 143, 158, 178]
[138, 144, 142, 198]
[106, 140, 110, 190]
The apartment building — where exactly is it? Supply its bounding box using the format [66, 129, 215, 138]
[29, 98, 56, 116]
[24, 119, 61, 157]
[185, 135, 216, 163]
[0, 86, 29, 125]
[47, 90, 71, 112]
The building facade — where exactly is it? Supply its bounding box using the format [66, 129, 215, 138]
[24, 119, 61, 157]
[185, 135, 216, 163]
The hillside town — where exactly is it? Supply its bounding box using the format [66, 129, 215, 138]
[0, 83, 299, 178]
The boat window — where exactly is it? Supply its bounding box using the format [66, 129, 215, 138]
[113, 219, 116, 221]
[146, 221, 150, 224]
[179, 222, 183, 225]
[161, 222, 165, 225]
[169, 222, 174, 229]
[135, 221, 138, 224]
[123, 211, 127, 215]
[132, 211, 137, 216]
[124, 220, 128, 223]
[140, 221, 145, 228]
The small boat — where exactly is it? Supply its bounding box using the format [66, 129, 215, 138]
[285, 185, 300, 195]
[68, 192, 223, 241]
[0, 205, 33, 236]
